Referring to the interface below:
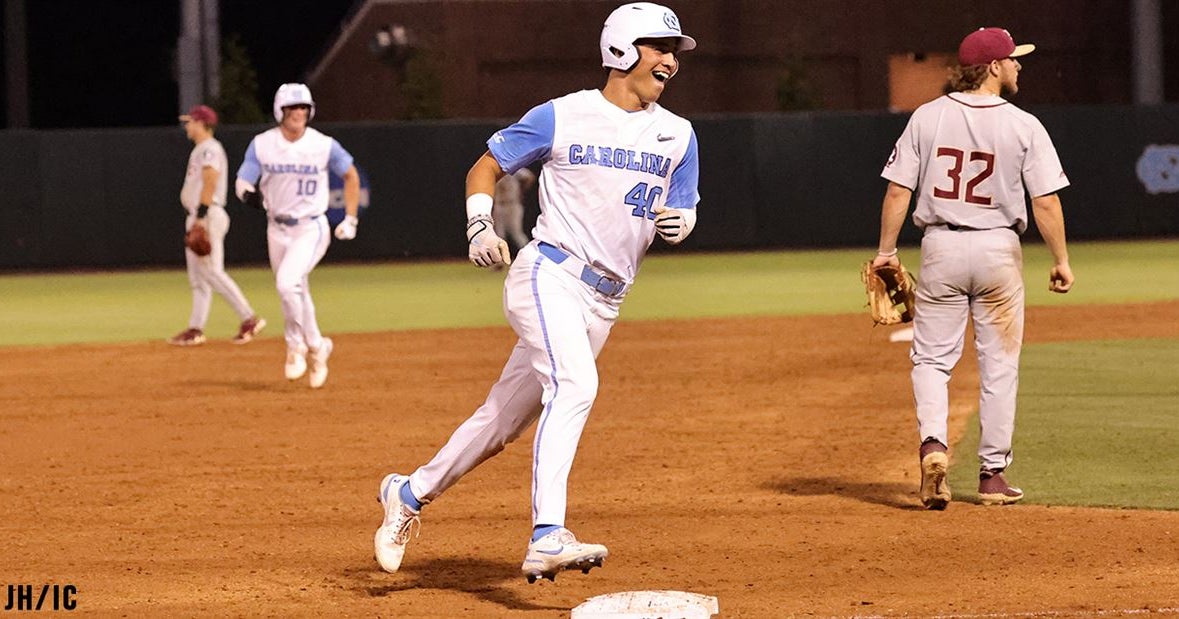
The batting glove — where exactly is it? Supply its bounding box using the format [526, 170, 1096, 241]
[466, 215, 511, 268]
[334, 215, 359, 240]
[652, 206, 697, 245]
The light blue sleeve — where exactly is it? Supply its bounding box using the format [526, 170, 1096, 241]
[328, 139, 355, 176]
[487, 101, 555, 174]
[236, 139, 262, 183]
[665, 129, 700, 209]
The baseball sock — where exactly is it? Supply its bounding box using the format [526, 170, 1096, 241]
[399, 483, 423, 511]
[531, 524, 561, 542]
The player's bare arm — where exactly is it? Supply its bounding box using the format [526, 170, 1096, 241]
[1031, 192, 1073, 293]
[333, 165, 362, 241]
[871, 181, 912, 268]
[342, 166, 360, 218]
[196, 165, 219, 225]
[465, 152, 510, 267]
[466, 151, 505, 197]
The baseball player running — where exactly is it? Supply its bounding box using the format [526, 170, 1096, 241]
[234, 84, 360, 388]
[168, 104, 265, 347]
[374, 2, 700, 583]
[872, 27, 1074, 509]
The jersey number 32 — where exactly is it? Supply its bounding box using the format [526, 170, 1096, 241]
[933, 147, 994, 206]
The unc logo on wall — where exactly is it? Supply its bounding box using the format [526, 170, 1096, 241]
[327, 165, 371, 227]
[663, 11, 680, 32]
[1136, 144, 1179, 195]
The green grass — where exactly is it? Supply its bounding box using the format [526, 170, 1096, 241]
[2, 238, 1176, 347]
[947, 338, 1179, 509]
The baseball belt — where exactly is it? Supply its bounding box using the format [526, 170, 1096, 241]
[536, 242, 627, 298]
[927, 223, 1020, 233]
[271, 214, 321, 226]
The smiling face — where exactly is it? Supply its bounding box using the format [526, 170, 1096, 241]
[280, 104, 311, 135]
[616, 37, 680, 109]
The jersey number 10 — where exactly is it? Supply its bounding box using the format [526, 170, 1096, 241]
[934, 147, 994, 206]
[626, 182, 664, 220]
[296, 179, 319, 196]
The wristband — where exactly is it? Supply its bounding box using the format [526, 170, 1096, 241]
[197, 204, 209, 219]
[877, 248, 898, 257]
[465, 193, 494, 220]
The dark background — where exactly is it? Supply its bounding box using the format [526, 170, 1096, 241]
[2, 1, 1177, 128]
[0, 0, 356, 128]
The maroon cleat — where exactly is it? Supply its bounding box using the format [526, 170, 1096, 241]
[233, 316, 266, 344]
[168, 328, 206, 347]
[979, 469, 1024, 505]
[919, 438, 951, 510]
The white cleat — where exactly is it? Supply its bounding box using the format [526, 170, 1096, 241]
[308, 337, 333, 389]
[285, 344, 308, 380]
[374, 473, 421, 573]
[521, 528, 608, 583]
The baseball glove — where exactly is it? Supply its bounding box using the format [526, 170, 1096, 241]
[861, 261, 916, 325]
[185, 224, 212, 256]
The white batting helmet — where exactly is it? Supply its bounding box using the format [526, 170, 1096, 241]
[273, 83, 316, 123]
[600, 2, 696, 72]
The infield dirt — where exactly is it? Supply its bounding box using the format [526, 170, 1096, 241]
[3, 302, 1178, 617]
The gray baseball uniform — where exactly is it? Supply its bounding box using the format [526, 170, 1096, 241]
[179, 137, 255, 329]
[882, 92, 1069, 471]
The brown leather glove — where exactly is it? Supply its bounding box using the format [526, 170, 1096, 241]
[861, 261, 916, 325]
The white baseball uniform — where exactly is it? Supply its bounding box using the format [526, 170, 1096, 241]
[408, 89, 700, 528]
[179, 137, 256, 329]
[235, 127, 355, 352]
[882, 92, 1068, 471]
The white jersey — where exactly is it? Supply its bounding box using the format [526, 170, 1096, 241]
[236, 127, 354, 220]
[882, 92, 1069, 234]
[180, 137, 228, 211]
[489, 89, 700, 282]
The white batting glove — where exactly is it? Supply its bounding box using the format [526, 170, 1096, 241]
[234, 178, 256, 202]
[466, 215, 511, 268]
[334, 215, 358, 240]
[652, 206, 697, 245]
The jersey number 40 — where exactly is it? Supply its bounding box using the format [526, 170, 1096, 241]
[626, 182, 664, 220]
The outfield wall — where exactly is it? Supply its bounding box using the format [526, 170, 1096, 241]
[1, 105, 1177, 269]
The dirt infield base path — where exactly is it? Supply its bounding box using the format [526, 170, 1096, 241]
[3, 302, 1178, 617]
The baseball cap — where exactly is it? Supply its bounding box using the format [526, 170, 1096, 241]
[179, 104, 218, 127]
[958, 27, 1035, 66]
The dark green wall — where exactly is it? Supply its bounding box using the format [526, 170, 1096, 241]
[2, 106, 1177, 269]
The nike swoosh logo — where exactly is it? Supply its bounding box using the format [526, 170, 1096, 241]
[535, 546, 564, 555]
[657, 134, 675, 142]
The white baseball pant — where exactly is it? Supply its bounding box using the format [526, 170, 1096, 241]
[184, 207, 255, 328]
[910, 226, 1025, 471]
[408, 241, 621, 527]
[267, 215, 331, 351]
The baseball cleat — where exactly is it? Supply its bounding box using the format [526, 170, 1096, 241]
[919, 439, 951, 510]
[285, 344, 308, 380]
[978, 469, 1024, 505]
[233, 316, 266, 344]
[308, 337, 333, 389]
[521, 528, 608, 583]
[374, 473, 421, 573]
[167, 328, 206, 347]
